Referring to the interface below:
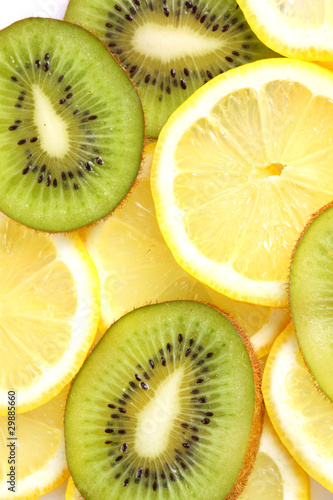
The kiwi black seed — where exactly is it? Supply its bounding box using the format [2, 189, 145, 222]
[65, 301, 264, 499]
[65, 0, 280, 137]
[0, 18, 144, 232]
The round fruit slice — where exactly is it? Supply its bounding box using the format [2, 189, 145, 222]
[290, 202, 333, 401]
[0, 18, 144, 232]
[65, 0, 279, 138]
[65, 301, 263, 500]
[151, 58, 333, 307]
[237, 0, 333, 61]
[65, 414, 310, 500]
[263, 323, 333, 492]
[80, 142, 289, 357]
[239, 414, 310, 500]
[0, 214, 100, 414]
[0, 386, 69, 499]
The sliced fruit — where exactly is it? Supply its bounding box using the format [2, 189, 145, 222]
[65, 415, 310, 500]
[151, 58, 333, 307]
[66, 415, 311, 500]
[0, 386, 69, 499]
[263, 323, 333, 492]
[80, 142, 289, 357]
[0, 214, 100, 414]
[65, 0, 279, 137]
[66, 477, 83, 500]
[290, 202, 333, 401]
[237, 0, 333, 61]
[65, 301, 263, 500]
[0, 18, 144, 231]
[239, 414, 310, 500]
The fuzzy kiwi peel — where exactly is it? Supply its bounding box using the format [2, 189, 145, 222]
[290, 200, 333, 402]
[65, 0, 280, 138]
[65, 300, 263, 500]
[0, 18, 144, 232]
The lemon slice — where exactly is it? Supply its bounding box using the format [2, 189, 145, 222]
[66, 477, 83, 500]
[151, 58, 333, 307]
[263, 323, 333, 491]
[237, 0, 333, 61]
[0, 386, 69, 499]
[81, 143, 288, 358]
[239, 414, 310, 500]
[0, 215, 100, 414]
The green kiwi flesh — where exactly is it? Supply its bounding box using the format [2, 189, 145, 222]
[0, 18, 144, 232]
[65, 300, 263, 499]
[290, 202, 333, 402]
[65, 0, 280, 138]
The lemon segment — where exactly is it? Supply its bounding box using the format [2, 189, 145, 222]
[0, 386, 69, 499]
[239, 414, 310, 500]
[0, 214, 100, 414]
[151, 59, 333, 307]
[81, 143, 288, 358]
[237, 0, 333, 60]
[66, 477, 83, 500]
[263, 323, 333, 492]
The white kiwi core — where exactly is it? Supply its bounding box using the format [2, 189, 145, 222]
[131, 22, 221, 61]
[32, 84, 69, 158]
[134, 368, 183, 457]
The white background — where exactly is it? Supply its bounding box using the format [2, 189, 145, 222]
[0, 1, 332, 499]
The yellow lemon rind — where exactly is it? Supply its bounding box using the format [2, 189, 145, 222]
[263, 323, 333, 492]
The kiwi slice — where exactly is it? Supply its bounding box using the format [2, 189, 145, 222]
[65, 0, 280, 138]
[290, 202, 333, 402]
[0, 18, 144, 232]
[65, 301, 263, 499]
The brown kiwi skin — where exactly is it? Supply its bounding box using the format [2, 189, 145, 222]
[67, 299, 264, 499]
[217, 308, 264, 499]
[288, 199, 333, 403]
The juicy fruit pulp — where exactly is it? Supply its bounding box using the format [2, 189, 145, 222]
[0, 18, 144, 232]
[290, 202, 333, 401]
[151, 58, 333, 307]
[81, 143, 289, 357]
[65, 301, 263, 500]
[0, 213, 100, 413]
[65, 0, 279, 137]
